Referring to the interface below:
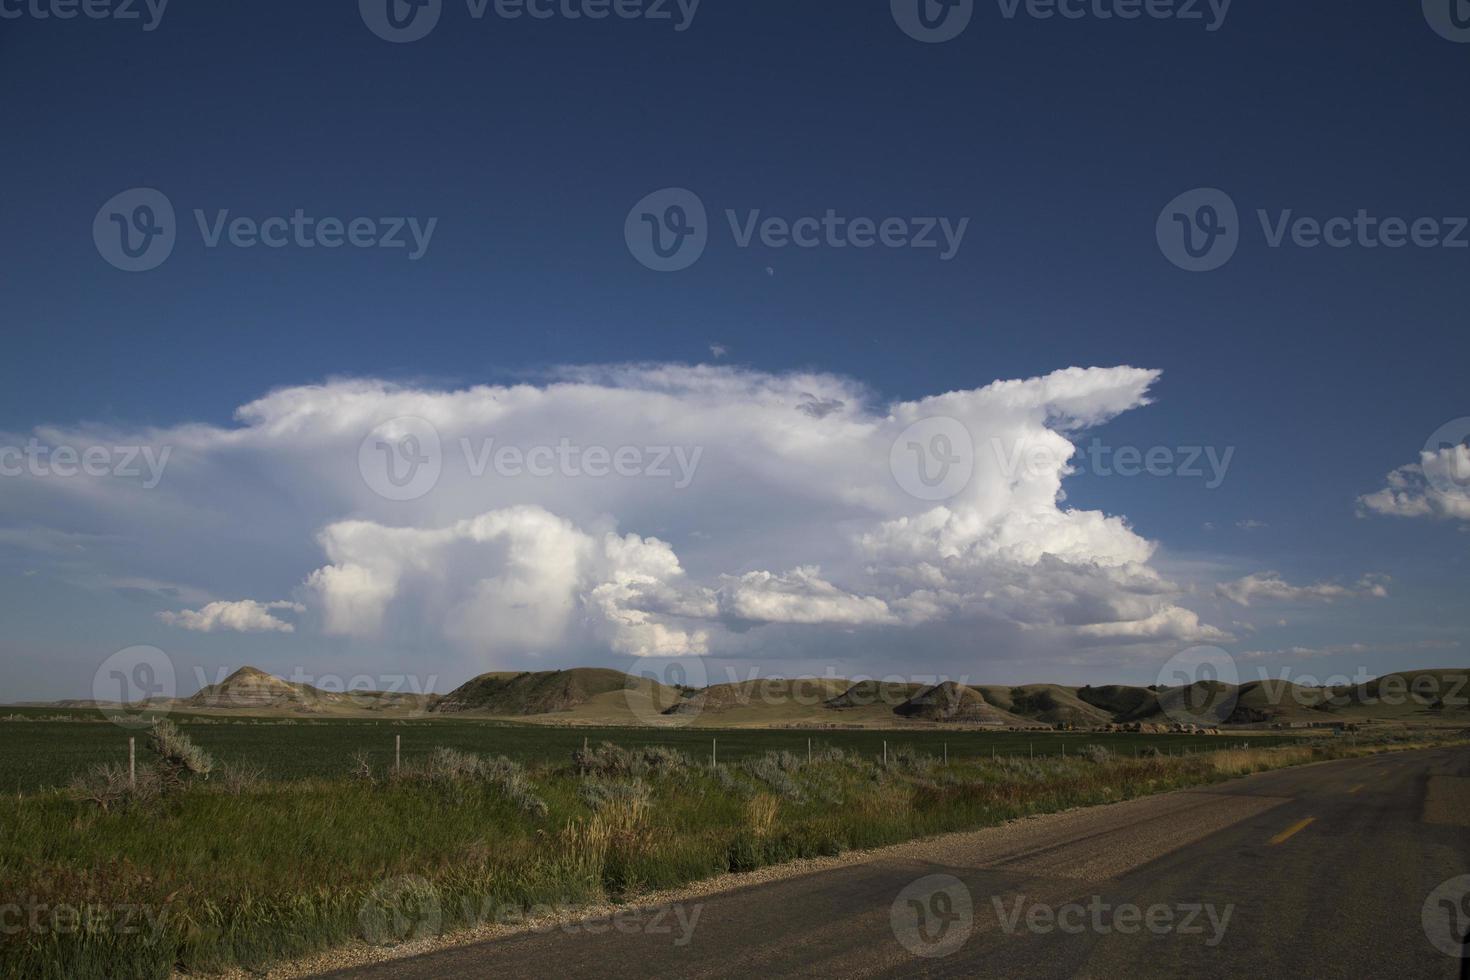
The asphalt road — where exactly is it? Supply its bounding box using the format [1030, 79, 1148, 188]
[322, 747, 1470, 980]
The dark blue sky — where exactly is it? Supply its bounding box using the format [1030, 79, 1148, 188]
[1, 0, 1466, 695]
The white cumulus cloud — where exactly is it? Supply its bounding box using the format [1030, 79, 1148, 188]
[158, 599, 304, 634]
[1359, 445, 1470, 522]
[3, 363, 1238, 674]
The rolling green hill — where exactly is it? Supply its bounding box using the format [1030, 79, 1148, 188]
[31, 664, 1469, 731]
[434, 668, 641, 715]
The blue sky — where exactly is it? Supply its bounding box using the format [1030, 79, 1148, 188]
[1, 0, 1467, 699]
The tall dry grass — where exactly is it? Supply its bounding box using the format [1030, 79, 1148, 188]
[2, 732, 1461, 980]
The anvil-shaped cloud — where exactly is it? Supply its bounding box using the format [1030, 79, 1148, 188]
[4, 364, 1236, 671]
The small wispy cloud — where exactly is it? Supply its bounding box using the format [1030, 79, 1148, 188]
[1218, 572, 1389, 607]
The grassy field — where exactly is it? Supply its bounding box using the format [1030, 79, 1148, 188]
[0, 721, 1455, 980]
[0, 713, 1297, 793]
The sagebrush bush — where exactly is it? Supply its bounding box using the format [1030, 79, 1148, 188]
[69, 719, 213, 810]
[571, 742, 691, 779]
[579, 777, 651, 812]
[711, 764, 752, 798]
[215, 762, 266, 795]
[67, 762, 159, 811]
[149, 718, 214, 786]
[395, 748, 549, 816]
[743, 751, 805, 801]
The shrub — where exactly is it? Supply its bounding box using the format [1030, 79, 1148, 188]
[579, 777, 651, 812]
[349, 750, 374, 783]
[711, 764, 752, 797]
[888, 746, 939, 773]
[393, 747, 548, 817]
[67, 762, 160, 811]
[71, 720, 212, 808]
[148, 719, 214, 788]
[216, 762, 266, 795]
[571, 742, 691, 779]
[743, 752, 805, 802]
[1080, 744, 1113, 764]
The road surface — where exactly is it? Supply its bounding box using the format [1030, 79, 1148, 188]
[322, 746, 1470, 979]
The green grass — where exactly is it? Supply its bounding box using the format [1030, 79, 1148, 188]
[1, 727, 1453, 980]
[0, 715, 1289, 793]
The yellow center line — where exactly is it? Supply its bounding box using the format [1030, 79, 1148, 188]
[1269, 816, 1316, 845]
[1348, 784, 1365, 795]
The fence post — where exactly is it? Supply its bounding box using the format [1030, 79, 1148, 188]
[808, 737, 812, 764]
[1029, 742, 1033, 760]
[711, 737, 717, 768]
[944, 742, 948, 766]
[395, 734, 401, 773]
[883, 740, 888, 765]
[129, 737, 136, 789]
